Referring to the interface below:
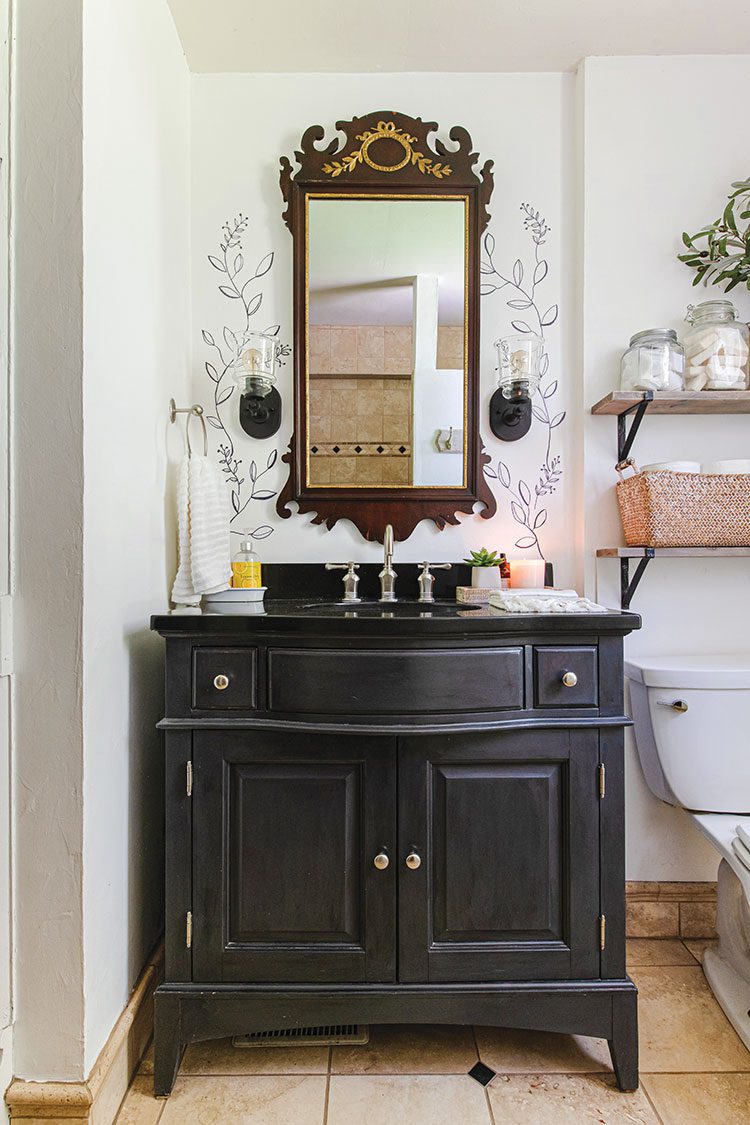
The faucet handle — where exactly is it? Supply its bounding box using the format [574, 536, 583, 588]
[325, 561, 361, 603]
[417, 561, 452, 604]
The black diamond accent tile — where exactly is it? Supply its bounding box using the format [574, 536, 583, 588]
[354, 445, 362, 453]
[398, 446, 407, 453]
[468, 1062, 496, 1087]
[332, 445, 340, 454]
[311, 446, 319, 454]
[376, 445, 384, 454]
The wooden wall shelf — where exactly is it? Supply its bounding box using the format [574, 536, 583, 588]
[597, 547, 750, 558]
[591, 391, 750, 416]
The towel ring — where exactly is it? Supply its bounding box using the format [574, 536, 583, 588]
[169, 399, 208, 457]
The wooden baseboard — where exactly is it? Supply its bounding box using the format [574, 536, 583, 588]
[6, 941, 163, 1123]
[626, 880, 717, 940]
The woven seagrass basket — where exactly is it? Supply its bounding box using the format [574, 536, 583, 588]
[616, 465, 750, 548]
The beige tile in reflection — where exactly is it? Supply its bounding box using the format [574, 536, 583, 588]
[159, 1074, 326, 1125]
[330, 416, 359, 442]
[308, 458, 331, 486]
[181, 1037, 329, 1075]
[487, 1073, 658, 1124]
[381, 458, 410, 486]
[331, 1024, 477, 1075]
[384, 326, 412, 362]
[626, 939, 696, 967]
[309, 326, 331, 360]
[355, 457, 383, 485]
[330, 386, 357, 416]
[382, 414, 410, 443]
[627, 900, 679, 938]
[329, 457, 356, 484]
[308, 380, 331, 416]
[331, 327, 356, 363]
[356, 380, 384, 413]
[357, 326, 384, 360]
[475, 1026, 611, 1074]
[356, 415, 383, 442]
[632, 966, 750, 1071]
[437, 326, 464, 370]
[114, 1075, 162, 1124]
[642, 1072, 750, 1125]
[683, 938, 718, 963]
[384, 357, 412, 374]
[384, 381, 411, 414]
[308, 414, 331, 442]
[327, 1075, 490, 1125]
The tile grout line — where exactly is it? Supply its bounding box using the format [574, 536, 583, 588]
[322, 1045, 332, 1125]
[639, 1075, 666, 1125]
[472, 1026, 497, 1125]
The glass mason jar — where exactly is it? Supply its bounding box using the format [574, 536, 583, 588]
[683, 300, 749, 390]
[233, 331, 277, 398]
[620, 328, 685, 393]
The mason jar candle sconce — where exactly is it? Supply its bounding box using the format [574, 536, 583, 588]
[490, 333, 544, 441]
[233, 331, 281, 439]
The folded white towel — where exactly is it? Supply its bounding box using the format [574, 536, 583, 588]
[489, 591, 609, 615]
[171, 454, 232, 607]
[736, 823, 750, 853]
[731, 834, 750, 874]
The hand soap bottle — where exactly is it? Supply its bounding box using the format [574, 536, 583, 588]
[231, 538, 262, 589]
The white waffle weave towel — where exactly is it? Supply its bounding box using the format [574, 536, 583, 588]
[489, 591, 609, 614]
[171, 454, 232, 606]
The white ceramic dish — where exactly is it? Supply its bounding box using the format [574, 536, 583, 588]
[204, 586, 267, 604]
[641, 461, 700, 473]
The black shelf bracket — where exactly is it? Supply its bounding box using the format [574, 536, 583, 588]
[616, 392, 653, 467]
[620, 549, 655, 609]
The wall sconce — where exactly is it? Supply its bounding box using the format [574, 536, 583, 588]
[233, 331, 281, 439]
[489, 333, 543, 442]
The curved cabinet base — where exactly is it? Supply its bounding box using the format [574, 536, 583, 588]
[153, 980, 639, 1096]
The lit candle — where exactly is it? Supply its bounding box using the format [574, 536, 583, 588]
[510, 558, 546, 589]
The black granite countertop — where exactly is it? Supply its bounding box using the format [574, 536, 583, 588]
[151, 597, 641, 637]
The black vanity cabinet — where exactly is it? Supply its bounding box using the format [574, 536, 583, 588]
[152, 605, 640, 1096]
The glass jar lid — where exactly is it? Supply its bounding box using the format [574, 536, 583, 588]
[628, 328, 679, 348]
[685, 300, 737, 324]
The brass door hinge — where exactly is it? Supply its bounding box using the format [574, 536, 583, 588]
[186, 760, 193, 797]
[598, 763, 606, 799]
[599, 914, 606, 951]
[186, 910, 193, 949]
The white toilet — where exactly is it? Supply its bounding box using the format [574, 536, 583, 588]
[626, 653, 750, 1050]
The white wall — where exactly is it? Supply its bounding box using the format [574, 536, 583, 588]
[11, 0, 87, 1082]
[582, 56, 750, 880]
[81, 0, 190, 1074]
[191, 74, 578, 581]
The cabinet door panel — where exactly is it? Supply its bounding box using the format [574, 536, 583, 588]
[398, 729, 600, 983]
[193, 730, 396, 984]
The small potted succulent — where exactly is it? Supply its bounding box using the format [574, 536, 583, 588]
[464, 548, 507, 589]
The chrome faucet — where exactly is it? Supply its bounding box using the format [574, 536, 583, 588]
[379, 524, 397, 602]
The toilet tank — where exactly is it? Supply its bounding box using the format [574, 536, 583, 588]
[625, 654, 750, 815]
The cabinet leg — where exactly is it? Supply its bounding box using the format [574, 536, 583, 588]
[608, 989, 639, 1091]
[154, 993, 183, 1097]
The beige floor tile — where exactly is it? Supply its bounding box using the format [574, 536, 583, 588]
[642, 1072, 750, 1124]
[181, 1036, 329, 1075]
[683, 937, 718, 963]
[632, 966, 750, 1071]
[115, 1075, 163, 1124]
[627, 939, 697, 967]
[159, 1074, 326, 1125]
[475, 1026, 611, 1073]
[627, 900, 680, 938]
[326, 1074, 491, 1125]
[487, 1073, 658, 1124]
[331, 1023, 477, 1074]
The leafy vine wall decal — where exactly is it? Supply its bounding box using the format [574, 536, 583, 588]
[481, 204, 565, 559]
[200, 213, 291, 540]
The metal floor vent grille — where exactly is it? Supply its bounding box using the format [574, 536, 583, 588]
[233, 1024, 369, 1048]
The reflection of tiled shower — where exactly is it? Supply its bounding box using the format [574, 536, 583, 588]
[308, 325, 463, 486]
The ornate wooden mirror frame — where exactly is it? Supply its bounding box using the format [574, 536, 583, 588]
[277, 110, 497, 542]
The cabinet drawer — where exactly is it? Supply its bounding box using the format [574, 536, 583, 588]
[534, 646, 597, 708]
[192, 647, 257, 710]
[268, 647, 524, 715]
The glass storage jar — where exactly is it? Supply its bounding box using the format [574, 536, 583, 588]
[683, 300, 749, 390]
[620, 328, 685, 392]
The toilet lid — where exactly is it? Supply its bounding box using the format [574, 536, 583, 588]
[625, 653, 750, 689]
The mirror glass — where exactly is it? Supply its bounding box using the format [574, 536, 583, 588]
[306, 197, 467, 489]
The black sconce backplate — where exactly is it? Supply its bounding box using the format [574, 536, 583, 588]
[489, 387, 532, 442]
[239, 387, 282, 439]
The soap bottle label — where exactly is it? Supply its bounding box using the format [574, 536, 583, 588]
[231, 561, 262, 589]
